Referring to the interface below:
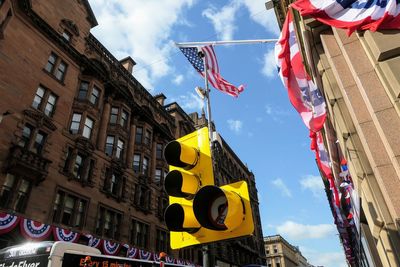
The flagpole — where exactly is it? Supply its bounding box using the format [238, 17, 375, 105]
[175, 38, 278, 47]
[199, 48, 212, 267]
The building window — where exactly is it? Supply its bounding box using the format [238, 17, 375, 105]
[32, 85, 57, 117]
[90, 86, 100, 105]
[18, 124, 47, 155]
[95, 206, 122, 239]
[77, 81, 89, 100]
[44, 52, 68, 82]
[120, 110, 128, 128]
[62, 30, 71, 42]
[0, 173, 31, 213]
[144, 130, 151, 145]
[275, 257, 280, 267]
[105, 136, 114, 156]
[133, 154, 141, 173]
[156, 143, 163, 159]
[82, 117, 94, 139]
[155, 169, 162, 185]
[266, 246, 270, 254]
[18, 124, 33, 148]
[103, 169, 124, 199]
[45, 53, 57, 73]
[266, 259, 272, 267]
[273, 245, 278, 254]
[105, 136, 125, 160]
[158, 197, 168, 219]
[70, 113, 81, 134]
[135, 127, 143, 144]
[52, 190, 87, 228]
[64, 149, 94, 184]
[156, 229, 168, 253]
[110, 107, 118, 124]
[134, 184, 150, 211]
[69, 113, 95, 139]
[77, 81, 101, 106]
[130, 219, 149, 249]
[142, 157, 149, 176]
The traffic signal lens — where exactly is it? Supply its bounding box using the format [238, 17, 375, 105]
[164, 141, 199, 169]
[164, 170, 200, 198]
[165, 203, 200, 233]
[194, 185, 245, 231]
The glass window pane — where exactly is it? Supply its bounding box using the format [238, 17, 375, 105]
[105, 136, 114, 156]
[19, 125, 32, 148]
[44, 94, 56, 116]
[133, 154, 141, 173]
[55, 62, 67, 81]
[70, 113, 81, 134]
[33, 131, 46, 154]
[45, 53, 57, 72]
[78, 81, 89, 100]
[32, 86, 45, 109]
[110, 107, 118, 124]
[82, 117, 93, 138]
[135, 127, 143, 143]
[116, 139, 124, 159]
[120, 110, 128, 127]
[90, 86, 100, 105]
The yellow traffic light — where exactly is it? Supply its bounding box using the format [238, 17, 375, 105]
[164, 127, 254, 249]
[164, 127, 214, 249]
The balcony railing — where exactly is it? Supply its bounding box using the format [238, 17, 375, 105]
[6, 145, 52, 184]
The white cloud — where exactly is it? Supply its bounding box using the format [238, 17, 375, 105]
[173, 74, 184, 85]
[276, 221, 336, 240]
[300, 175, 325, 198]
[300, 247, 347, 267]
[271, 178, 292, 198]
[88, 0, 195, 90]
[240, 0, 280, 36]
[262, 48, 277, 78]
[227, 119, 243, 133]
[202, 2, 241, 40]
[174, 93, 204, 112]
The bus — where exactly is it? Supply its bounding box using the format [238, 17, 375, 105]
[0, 241, 188, 267]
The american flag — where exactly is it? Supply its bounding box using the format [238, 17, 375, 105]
[275, 9, 326, 132]
[292, 0, 400, 35]
[179, 45, 244, 97]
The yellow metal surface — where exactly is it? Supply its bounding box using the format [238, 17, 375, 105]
[170, 181, 254, 249]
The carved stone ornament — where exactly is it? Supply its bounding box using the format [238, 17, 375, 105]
[60, 19, 80, 36]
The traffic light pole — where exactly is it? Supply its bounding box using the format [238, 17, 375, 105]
[201, 48, 212, 267]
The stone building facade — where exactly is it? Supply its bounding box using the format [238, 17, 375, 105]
[273, 1, 400, 266]
[0, 0, 265, 266]
[264, 235, 310, 267]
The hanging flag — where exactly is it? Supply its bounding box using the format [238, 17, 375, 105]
[85, 234, 102, 249]
[0, 212, 20, 234]
[139, 249, 152, 260]
[53, 227, 80, 243]
[20, 218, 52, 241]
[126, 246, 138, 259]
[310, 131, 331, 177]
[292, 0, 400, 35]
[275, 9, 326, 132]
[179, 45, 244, 97]
[103, 240, 121, 255]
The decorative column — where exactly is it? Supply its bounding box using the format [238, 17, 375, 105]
[97, 100, 111, 151]
[126, 116, 138, 166]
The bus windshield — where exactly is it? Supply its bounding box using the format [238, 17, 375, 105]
[0, 241, 54, 267]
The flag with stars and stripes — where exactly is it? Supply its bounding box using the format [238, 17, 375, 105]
[179, 45, 244, 97]
[275, 9, 326, 132]
[292, 0, 400, 35]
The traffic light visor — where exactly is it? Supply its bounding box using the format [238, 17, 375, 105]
[165, 203, 200, 233]
[164, 141, 198, 170]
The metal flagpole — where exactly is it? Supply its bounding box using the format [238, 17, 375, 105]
[175, 38, 278, 47]
[199, 47, 212, 267]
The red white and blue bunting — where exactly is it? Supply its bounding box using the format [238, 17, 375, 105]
[0, 212, 192, 265]
[0, 212, 20, 234]
[103, 240, 121, 255]
[166, 256, 175, 264]
[53, 227, 80, 243]
[126, 246, 138, 259]
[20, 218, 52, 241]
[85, 234, 102, 249]
[139, 249, 151, 260]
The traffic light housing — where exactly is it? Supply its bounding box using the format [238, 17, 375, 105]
[164, 127, 254, 249]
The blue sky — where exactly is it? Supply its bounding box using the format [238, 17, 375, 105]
[87, 1, 347, 266]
